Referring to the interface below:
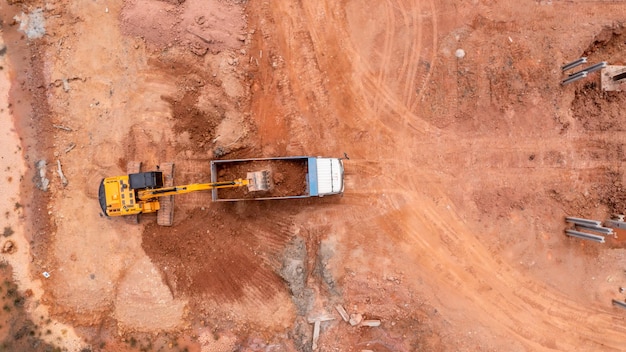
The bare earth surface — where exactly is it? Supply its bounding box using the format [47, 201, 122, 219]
[2, 0, 626, 351]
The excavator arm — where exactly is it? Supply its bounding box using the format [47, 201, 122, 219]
[137, 179, 250, 200]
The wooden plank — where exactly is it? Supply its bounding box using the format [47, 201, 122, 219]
[335, 304, 349, 322]
[312, 320, 320, 350]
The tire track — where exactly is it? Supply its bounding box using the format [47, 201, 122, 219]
[378, 195, 626, 350]
[372, 0, 396, 115]
[290, 0, 439, 137]
[410, 0, 438, 111]
[400, 0, 423, 108]
[277, 0, 626, 349]
[347, 0, 437, 135]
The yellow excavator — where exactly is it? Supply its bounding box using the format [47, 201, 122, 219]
[98, 163, 270, 225]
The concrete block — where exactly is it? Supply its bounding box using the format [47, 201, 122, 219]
[602, 65, 626, 91]
[361, 320, 381, 327]
[349, 313, 363, 326]
[605, 219, 626, 230]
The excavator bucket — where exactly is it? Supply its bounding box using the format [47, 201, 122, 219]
[247, 170, 271, 192]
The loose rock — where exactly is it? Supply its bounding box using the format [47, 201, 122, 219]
[349, 313, 363, 326]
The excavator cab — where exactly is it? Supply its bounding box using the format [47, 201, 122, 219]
[128, 171, 164, 190]
[98, 171, 166, 218]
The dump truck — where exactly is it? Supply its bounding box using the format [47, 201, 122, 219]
[98, 156, 344, 225]
[210, 156, 344, 201]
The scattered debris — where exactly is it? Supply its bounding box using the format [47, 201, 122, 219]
[349, 313, 363, 326]
[186, 29, 215, 45]
[311, 320, 321, 350]
[56, 160, 68, 187]
[64, 142, 76, 154]
[335, 304, 349, 322]
[307, 316, 334, 350]
[306, 315, 334, 324]
[53, 124, 73, 132]
[13, 9, 46, 39]
[361, 320, 381, 327]
[280, 237, 314, 315]
[34, 160, 49, 192]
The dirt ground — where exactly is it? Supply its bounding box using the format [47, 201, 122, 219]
[2, 0, 626, 351]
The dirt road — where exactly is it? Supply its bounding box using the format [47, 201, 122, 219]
[1, 0, 626, 351]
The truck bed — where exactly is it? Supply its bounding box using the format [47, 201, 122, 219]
[211, 157, 310, 201]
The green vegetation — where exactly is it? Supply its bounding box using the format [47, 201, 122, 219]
[0, 265, 59, 351]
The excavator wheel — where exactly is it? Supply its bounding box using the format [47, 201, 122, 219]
[157, 162, 175, 226]
[125, 161, 142, 224]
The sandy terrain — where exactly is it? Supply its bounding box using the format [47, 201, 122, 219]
[1, 0, 626, 351]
